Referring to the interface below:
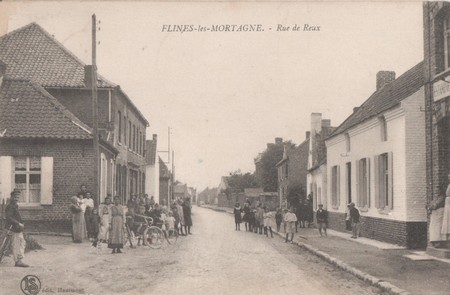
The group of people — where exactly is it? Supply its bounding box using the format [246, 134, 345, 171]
[232, 196, 334, 244]
[69, 184, 194, 254]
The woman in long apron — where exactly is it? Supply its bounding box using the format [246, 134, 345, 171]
[108, 196, 126, 254]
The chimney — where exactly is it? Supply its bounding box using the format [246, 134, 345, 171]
[0, 61, 6, 88]
[152, 134, 157, 140]
[353, 107, 359, 113]
[376, 71, 395, 91]
[311, 113, 322, 134]
[84, 65, 93, 89]
[275, 137, 283, 144]
[306, 131, 310, 139]
[321, 119, 331, 128]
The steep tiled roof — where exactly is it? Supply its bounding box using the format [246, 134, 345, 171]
[0, 78, 92, 139]
[159, 157, 171, 179]
[0, 23, 114, 88]
[330, 61, 425, 138]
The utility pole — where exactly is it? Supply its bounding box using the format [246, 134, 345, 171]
[171, 150, 175, 202]
[91, 14, 100, 207]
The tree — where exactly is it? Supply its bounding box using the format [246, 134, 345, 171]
[260, 141, 295, 192]
[287, 183, 306, 209]
[226, 170, 258, 193]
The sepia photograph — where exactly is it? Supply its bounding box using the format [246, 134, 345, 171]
[0, 1, 448, 294]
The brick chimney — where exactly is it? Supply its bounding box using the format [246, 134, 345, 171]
[321, 119, 331, 128]
[84, 65, 93, 89]
[376, 71, 395, 91]
[0, 61, 6, 88]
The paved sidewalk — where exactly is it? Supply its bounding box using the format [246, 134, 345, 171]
[202, 205, 450, 295]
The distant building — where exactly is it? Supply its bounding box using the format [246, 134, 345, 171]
[145, 135, 159, 203]
[159, 157, 172, 206]
[307, 113, 335, 211]
[276, 134, 310, 207]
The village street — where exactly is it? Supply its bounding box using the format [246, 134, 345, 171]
[0, 207, 381, 295]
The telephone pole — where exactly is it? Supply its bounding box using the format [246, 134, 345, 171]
[91, 14, 100, 206]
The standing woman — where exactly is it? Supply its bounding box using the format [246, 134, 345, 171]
[83, 192, 95, 241]
[233, 202, 242, 231]
[183, 198, 193, 235]
[109, 196, 126, 254]
[242, 202, 251, 231]
[70, 196, 87, 243]
[177, 199, 186, 236]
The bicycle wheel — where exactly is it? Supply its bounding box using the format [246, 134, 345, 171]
[165, 229, 178, 245]
[124, 226, 136, 248]
[0, 235, 11, 263]
[143, 226, 164, 249]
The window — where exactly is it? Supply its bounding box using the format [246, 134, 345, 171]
[345, 133, 351, 152]
[357, 158, 370, 209]
[128, 121, 132, 148]
[6, 157, 53, 205]
[444, 14, 450, 70]
[331, 165, 340, 207]
[379, 116, 387, 142]
[117, 111, 122, 143]
[14, 157, 41, 203]
[133, 125, 136, 152]
[346, 162, 352, 203]
[285, 162, 289, 179]
[374, 152, 393, 210]
[123, 116, 127, 146]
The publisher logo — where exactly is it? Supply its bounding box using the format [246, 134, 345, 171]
[21, 275, 41, 295]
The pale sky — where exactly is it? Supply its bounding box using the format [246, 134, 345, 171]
[0, 1, 424, 191]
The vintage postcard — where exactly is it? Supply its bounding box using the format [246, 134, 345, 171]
[0, 1, 448, 295]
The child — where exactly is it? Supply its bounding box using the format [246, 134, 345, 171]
[166, 211, 176, 239]
[256, 204, 264, 234]
[233, 202, 242, 231]
[275, 208, 283, 233]
[349, 202, 360, 239]
[89, 208, 100, 247]
[263, 207, 274, 238]
[133, 206, 148, 246]
[316, 204, 328, 237]
[284, 207, 298, 243]
[98, 203, 111, 243]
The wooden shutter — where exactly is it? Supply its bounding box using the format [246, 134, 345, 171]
[337, 166, 341, 207]
[355, 160, 360, 207]
[374, 155, 380, 209]
[40, 157, 53, 205]
[388, 152, 394, 210]
[0, 156, 13, 202]
[366, 157, 371, 208]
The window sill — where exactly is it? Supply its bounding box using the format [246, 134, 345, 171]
[432, 67, 450, 83]
[377, 208, 391, 215]
[18, 204, 44, 210]
[359, 206, 369, 213]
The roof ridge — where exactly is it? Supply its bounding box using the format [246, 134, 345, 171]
[28, 80, 92, 136]
[1, 22, 115, 88]
[328, 60, 424, 139]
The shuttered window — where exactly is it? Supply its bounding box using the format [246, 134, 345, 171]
[374, 152, 393, 210]
[356, 158, 370, 209]
[331, 165, 340, 208]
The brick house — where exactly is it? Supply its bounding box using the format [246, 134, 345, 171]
[325, 65, 427, 248]
[0, 23, 149, 229]
[145, 135, 159, 203]
[423, 2, 450, 251]
[276, 134, 310, 207]
[307, 113, 335, 211]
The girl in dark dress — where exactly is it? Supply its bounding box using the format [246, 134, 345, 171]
[242, 203, 251, 231]
[234, 202, 242, 231]
[182, 200, 193, 235]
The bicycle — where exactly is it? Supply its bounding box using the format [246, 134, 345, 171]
[0, 226, 13, 264]
[132, 215, 178, 249]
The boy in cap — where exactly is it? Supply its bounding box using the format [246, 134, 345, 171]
[316, 204, 328, 237]
[5, 189, 29, 267]
[349, 202, 360, 238]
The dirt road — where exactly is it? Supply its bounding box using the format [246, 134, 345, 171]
[0, 207, 382, 295]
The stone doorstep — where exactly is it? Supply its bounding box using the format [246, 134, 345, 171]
[425, 247, 450, 260]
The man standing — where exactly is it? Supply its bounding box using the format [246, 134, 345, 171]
[316, 204, 328, 237]
[5, 189, 29, 267]
[349, 202, 360, 239]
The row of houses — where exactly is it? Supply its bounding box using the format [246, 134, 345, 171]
[276, 2, 450, 251]
[0, 23, 182, 231]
